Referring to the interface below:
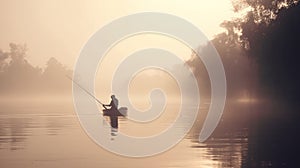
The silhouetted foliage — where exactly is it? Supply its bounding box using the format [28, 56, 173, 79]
[227, 0, 300, 102]
[188, 1, 300, 166]
[0, 43, 71, 95]
[42, 57, 72, 92]
[220, 1, 300, 166]
[187, 32, 257, 99]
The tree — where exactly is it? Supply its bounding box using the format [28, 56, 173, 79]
[187, 32, 256, 99]
[224, 1, 300, 166]
[0, 49, 9, 72]
[0, 43, 42, 93]
[226, 0, 300, 102]
[0, 43, 72, 95]
[42, 57, 72, 93]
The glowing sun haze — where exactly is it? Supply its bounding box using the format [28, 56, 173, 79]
[0, 0, 234, 68]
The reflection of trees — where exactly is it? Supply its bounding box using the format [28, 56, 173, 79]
[46, 116, 70, 136]
[0, 43, 72, 95]
[0, 117, 30, 150]
[191, 129, 248, 168]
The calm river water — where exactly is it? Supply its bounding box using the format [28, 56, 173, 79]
[0, 100, 250, 168]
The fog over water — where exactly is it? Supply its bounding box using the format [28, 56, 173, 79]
[1, 1, 300, 167]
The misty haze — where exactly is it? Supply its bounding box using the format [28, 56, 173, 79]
[1, 0, 300, 168]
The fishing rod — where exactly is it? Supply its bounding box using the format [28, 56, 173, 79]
[66, 75, 104, 105]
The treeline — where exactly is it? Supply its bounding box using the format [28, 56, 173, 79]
[188, 1, 300, 166]
[188, 0, 300, 103]
[187, 32, 256, 99]
[0, 43, 72, 95]
[226, 0, 300, 103]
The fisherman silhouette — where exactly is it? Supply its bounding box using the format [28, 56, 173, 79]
[103, 95, 119, 129]
[66, 76, 126, 136]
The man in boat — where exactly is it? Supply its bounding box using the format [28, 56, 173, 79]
[103, 95, 119, 129]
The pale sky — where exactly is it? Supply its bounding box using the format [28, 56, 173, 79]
[0, 0, 235, 68]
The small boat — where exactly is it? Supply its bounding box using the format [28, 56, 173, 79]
[103, 107, 128, 117]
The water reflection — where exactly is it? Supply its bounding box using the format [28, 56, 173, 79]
[3, 101, 295, 168]
[45, 115, 74, 136]
[0, 101, 251, 168]
[188, 129, 248, 168]
[0, 101, 75, 151]
[0, 117, 30, 150]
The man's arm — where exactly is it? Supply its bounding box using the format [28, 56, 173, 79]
[103, 100, 113, 109]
